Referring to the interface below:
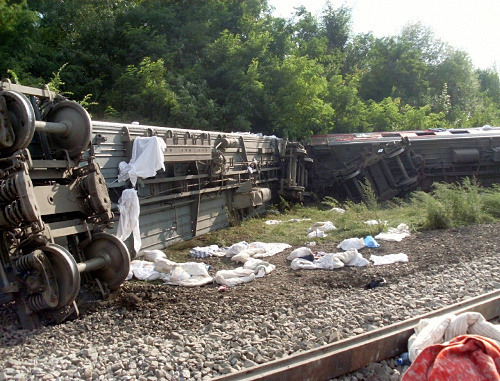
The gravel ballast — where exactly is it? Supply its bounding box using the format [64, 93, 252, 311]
[1, 223, 499, 381]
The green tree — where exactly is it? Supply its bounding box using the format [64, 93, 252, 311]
[321, 3, 351, 52]
[365, 97, 403, 131]
[430, 49, 480, 126]
[0, 0, 41, 83]
[108, 58, 177, 124]
[477, 67, 500, 104]
[325, 74, 368, 132]
[359, 34, 429, 106]
[26, 0, 131, 102]
[266, 56, 334, 139]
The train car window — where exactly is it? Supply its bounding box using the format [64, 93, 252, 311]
[415, 132, 436, 136]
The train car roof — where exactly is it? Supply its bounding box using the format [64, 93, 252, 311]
[310, 126, 500, 145]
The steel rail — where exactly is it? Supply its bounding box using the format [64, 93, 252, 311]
[211, 289, 500, 381]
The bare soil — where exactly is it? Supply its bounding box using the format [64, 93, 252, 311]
[84, 223, 499, 331]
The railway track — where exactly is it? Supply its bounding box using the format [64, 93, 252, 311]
[0, 222, 499, 380]
[212, 290, 500, 381]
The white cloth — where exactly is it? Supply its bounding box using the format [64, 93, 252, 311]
[155, 259, 213, 287]
[154, 258, 177, 273]
[243, 258, 276, 277]
[291, 258, 318, 270]
[225, 241, 290, 258]
[265, 218, 312, 225]
[127, 260, 162, 281]
[265, 220, 282, 225]
[189, 244, 225, 258]
[231, 250, 256, 264]
[287, 247, 313, 261]
[375, 223, 410, 242]
[370, 253, 408, 265]
[407, 312, 500, 362]
[314, 254, 344, 269]
[116, 188, 141, 253]
[138, 249, 166, 262]
[250, 242, 291, 258]
[307, 221, 336, 232]
[225, 242, 248, 257]
[337, 237, 365, 251]
[215, 268, 255, 287]
[164, 262, 213, 287]
[307, 221, 336, 238]
[330, 207, 346, 214]
[345, 250, 370, 266]
[118, 136, 166, 186]
[290, 249, 369, 270]
[307, 230, 328, 238]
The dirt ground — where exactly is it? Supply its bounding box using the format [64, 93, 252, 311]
[84, 222, 499, 331]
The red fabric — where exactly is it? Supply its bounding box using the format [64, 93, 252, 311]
[401, 335, 500, 381]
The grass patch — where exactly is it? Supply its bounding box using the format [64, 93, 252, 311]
[163, 177, 500, 254]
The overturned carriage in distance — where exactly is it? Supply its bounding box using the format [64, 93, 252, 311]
[307, 128, 500, 201]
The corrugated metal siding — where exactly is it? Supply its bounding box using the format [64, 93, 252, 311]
[88, 120, 285, 253]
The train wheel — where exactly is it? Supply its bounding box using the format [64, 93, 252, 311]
[45, 100, 92, 158]
[81, 232, 130, 290]
[13, 244, 80, 329]
[0, 90, 36, 156]
[39, 244, 81, 308]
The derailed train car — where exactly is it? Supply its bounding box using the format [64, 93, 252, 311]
[90, 120, 309, 254]
[307, 128, 500, 201]
[0, 81, 309, 328]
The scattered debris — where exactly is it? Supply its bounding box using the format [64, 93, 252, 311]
[307, 221, 336, 238]
[365, 278, 387, 289]
[370, 253, 408, 266]
[402, 312, 500, 380]
[338, 237, 365, 251]
[189, 244, 226, 258]
[364, 235, 380, 248]
[330, 207, 346, 213]
[290, 249, 369, 270]
[375, 223, 411, 242]
[265, 218, 312, 225]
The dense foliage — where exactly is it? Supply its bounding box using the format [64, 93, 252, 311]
[2, 0, 500, 139]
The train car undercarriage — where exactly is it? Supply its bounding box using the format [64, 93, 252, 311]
[308, 128, 500, 201]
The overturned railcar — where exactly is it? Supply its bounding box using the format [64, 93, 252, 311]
[308, 128, 500, 201]
[90, 121, 309, 254]
[0, 81, 309, 328]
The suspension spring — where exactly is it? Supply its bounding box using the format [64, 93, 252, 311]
[0, 176, 18, 204]
[15, 252, 38, 272]
[3, 200, 26, 226]
[28, 293, 50, 312]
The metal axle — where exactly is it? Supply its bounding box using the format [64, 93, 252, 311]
[76, 254, 110, 273]
[34, 120, 70, 135]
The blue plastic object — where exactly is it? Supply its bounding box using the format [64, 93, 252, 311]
[397, 352, 411, 366]
[364, 235, 380, 248]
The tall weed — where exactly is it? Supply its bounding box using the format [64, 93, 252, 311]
[412, 177, 488, 229]
[482, 184, 500, 219]
[360, 179, 379, 210]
